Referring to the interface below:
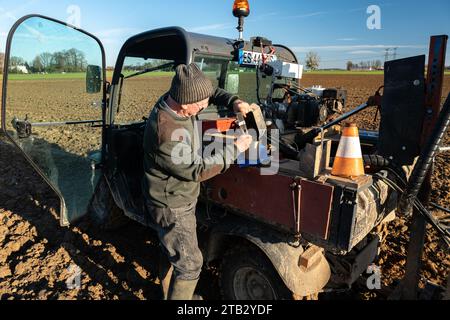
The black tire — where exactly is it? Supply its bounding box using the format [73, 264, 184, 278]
[220, 247, 292, 300]
[89, 177, 130, 231]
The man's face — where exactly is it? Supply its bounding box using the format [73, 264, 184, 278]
[181, 98, 209, 117]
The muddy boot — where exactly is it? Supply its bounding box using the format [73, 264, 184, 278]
[168, 278, 199, 301]
[158, 254, 173, 300]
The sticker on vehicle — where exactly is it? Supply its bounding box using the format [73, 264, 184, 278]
[239, 50, 277, 66]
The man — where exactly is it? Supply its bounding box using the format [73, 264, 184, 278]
[142, 63, 254, 300]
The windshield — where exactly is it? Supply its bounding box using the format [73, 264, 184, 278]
[193, 54, 273, 106]
[114, 54, 280, 124]
[114, 57, 175, 125]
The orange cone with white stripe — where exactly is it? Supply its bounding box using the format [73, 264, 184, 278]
[332, 123, 365, 178]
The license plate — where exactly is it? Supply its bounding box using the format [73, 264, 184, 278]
[239, 50, 277, 66]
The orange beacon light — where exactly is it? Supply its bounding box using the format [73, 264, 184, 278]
[233, 0, 250, 18]
[233, 0, 250, 40]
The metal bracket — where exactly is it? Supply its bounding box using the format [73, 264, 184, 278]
[11, 116, 32, 139]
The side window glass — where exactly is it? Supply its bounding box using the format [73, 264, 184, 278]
[114, 57, 174, 125]
[2, 16, 104, 225]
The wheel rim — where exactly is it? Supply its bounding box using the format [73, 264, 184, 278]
[233, 267, 277, 300]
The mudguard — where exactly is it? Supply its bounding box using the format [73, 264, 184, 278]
[205, 216, 331, 297]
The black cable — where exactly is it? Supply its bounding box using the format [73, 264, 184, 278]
[375, 174, 444, 235]
[286, 81, 313, 95]
[374, 172, 450, 247]
[430, 202, 450, 214]
[256, 64, 263, 105]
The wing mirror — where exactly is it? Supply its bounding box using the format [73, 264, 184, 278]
[86, 65, 102, 93]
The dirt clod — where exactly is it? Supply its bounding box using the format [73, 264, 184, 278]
[0, 266, 12, 279]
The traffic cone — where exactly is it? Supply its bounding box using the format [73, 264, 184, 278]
[331, 123, 365, 178]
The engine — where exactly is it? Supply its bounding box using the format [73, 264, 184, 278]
[269, 86, 347, 130]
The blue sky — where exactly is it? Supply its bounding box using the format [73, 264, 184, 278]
[1, 0, 449, 69]
[10, 16, 103, 66]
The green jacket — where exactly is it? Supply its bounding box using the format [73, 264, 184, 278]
[143, 88, 240, 209]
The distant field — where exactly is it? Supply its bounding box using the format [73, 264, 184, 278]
[1, 71, 175, 81]
[306, 70, 385, 75]
[308, 70, 450, 76]
[0, 70, 449, 80]
[6, 73, 88, 80]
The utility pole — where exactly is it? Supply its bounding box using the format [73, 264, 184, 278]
[385, 48, 391, 62]
[393, 47, 398, 60]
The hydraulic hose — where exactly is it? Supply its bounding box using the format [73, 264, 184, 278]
[398, 93, 450, 216]
[362, 154, 408, 182]
[375, 172, 450, 247]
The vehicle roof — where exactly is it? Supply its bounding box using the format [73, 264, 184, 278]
[112, 27, 298, 84]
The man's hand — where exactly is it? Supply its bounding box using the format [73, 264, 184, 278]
[233, 100, 260, 117]
[235, 134, 253, 153]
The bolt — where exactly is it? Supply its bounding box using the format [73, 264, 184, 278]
[402, 146, 407, 151]
[413, 80, 420, 86]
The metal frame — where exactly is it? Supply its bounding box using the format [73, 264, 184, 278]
[1, 14, 107, 227]
[399, 34, 448, 300]
[111, 27, 192, 86]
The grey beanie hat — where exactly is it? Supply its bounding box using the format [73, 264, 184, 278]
[169, 63, 215, 105]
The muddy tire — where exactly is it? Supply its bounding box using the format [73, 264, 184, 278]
[89, 177, 129, 231]
[220, 247, 292, 300]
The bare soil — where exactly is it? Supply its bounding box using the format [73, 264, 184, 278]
[0, 74, 448, 300]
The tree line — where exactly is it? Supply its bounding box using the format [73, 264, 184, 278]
[7, 48, 88, 74]
[347, 60, 383, 71]
[123, 59, 173, 73]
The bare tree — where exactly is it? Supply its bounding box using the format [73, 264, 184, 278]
[65, 48, 86, 72]
[52, 52, 67, 71]
[9, 56, 26, 67]
[32, 56, 44, 72]
[305, 51, 320, 71]
[39, 52, 53, 71]
[346, 61, 353, 71]
[373, 60, 383, 70]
